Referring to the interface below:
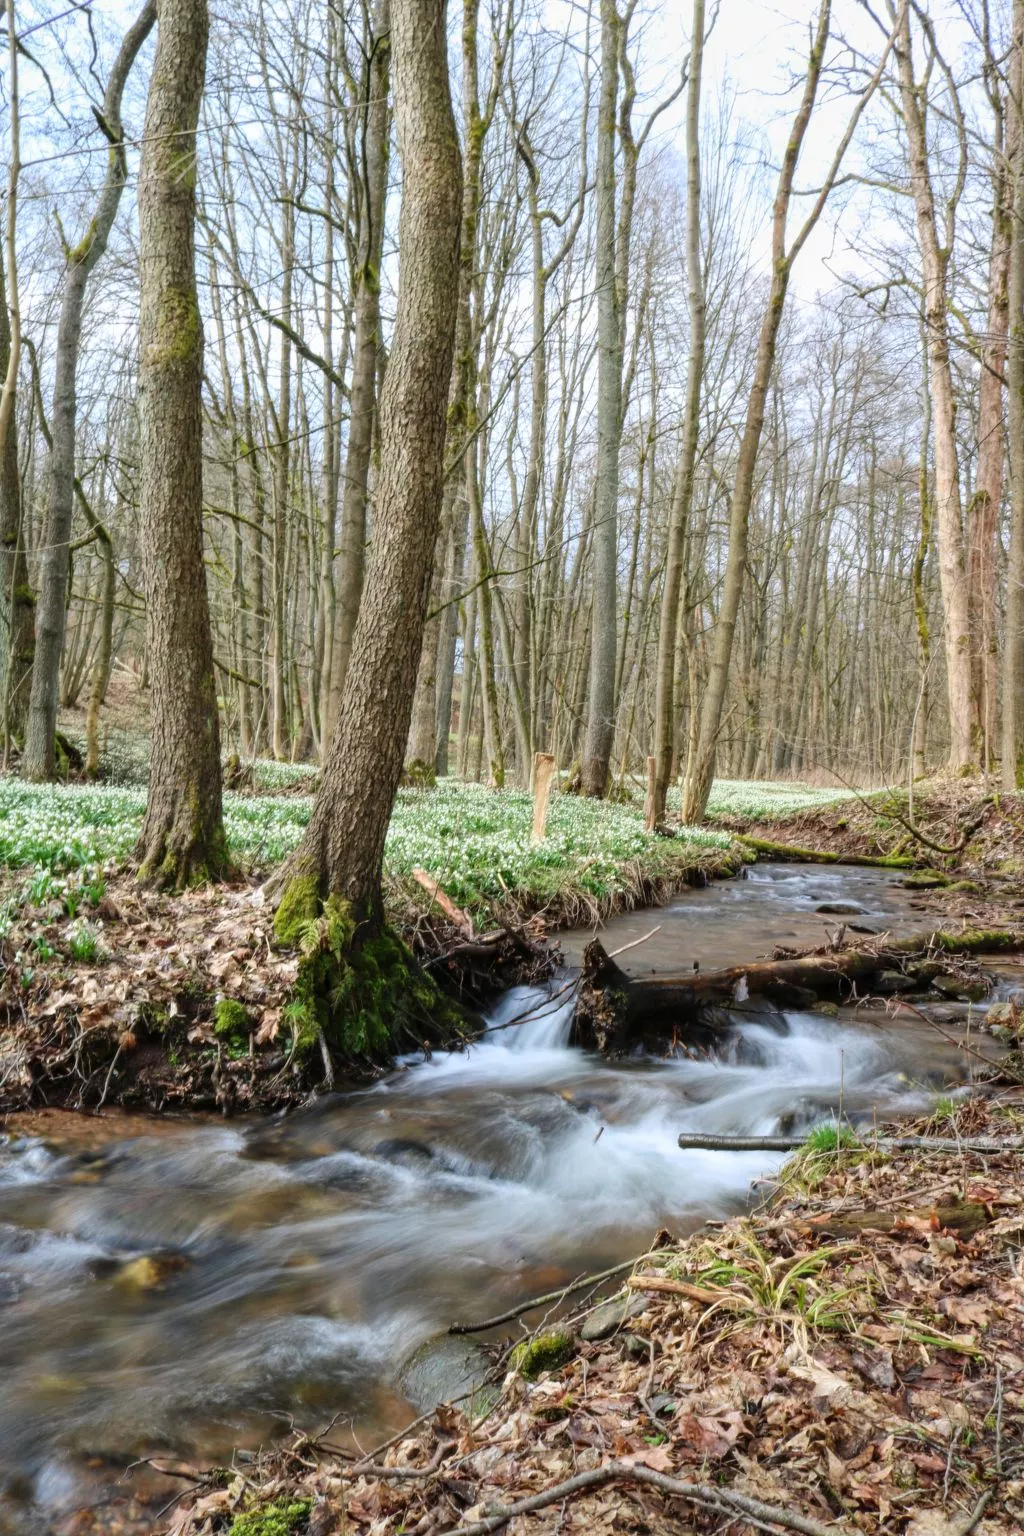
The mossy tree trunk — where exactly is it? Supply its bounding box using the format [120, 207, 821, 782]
[21, 0, 155, 783]
[135, 0, 228, 887]
[278, 0, 461, 937]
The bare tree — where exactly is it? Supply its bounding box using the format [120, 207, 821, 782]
[275, 0, 461, 935]
[135, 0, 228, 885]
[22, 1, 156, 782]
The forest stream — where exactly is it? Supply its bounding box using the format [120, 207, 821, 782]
[0, 866, 1006, 1532]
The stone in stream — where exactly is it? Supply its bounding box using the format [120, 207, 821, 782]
[579, 1291, 650, 1342]
[932, 973, 989, 1003]
[901, 870, 949, 890]
[815, 902, 865, 916]
[398, 1334, 497, 1416]
[874, 971, 918, 996]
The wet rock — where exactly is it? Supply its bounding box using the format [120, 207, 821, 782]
[815, 1001, 840, 1018]
[372, 1137, 436, 1165]
[398, 1334, 495, 1416]
[579, 1292, 650, 1342]
[816, 902, 865, 916]
[874, 971, 917, 995]
[932, 974, 988, 1003]
[113, 1253, 189, 1293]
[901, 871, 949, 890]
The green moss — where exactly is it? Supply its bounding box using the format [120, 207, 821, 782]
[214, 998, 250, 1044]
[273, 872, 320, 948]
[510, 1331, 575, 1380]
[226, 1497, 311, 1536]
[404, 758, 437, 789]
[149, 286, 201, 366]
[275, 886, 467, 1067]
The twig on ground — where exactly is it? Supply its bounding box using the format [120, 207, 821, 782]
[449, 1255, 659, 1335]
[441, 1460, 842, 1536]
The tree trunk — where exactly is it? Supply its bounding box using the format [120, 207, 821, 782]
[1006, 5, 1024, 787]
[894, 2, 977, 772]
[21, 0, 156, 782]
[277, 0, 461, 925]
[683, 1, 832, 824]
[135, 0, 228, 887]
[650, 0, 705, 827]
[581, 0, 622, 797]
[0, 244, 33, 751]
[326, 0, 390, 739]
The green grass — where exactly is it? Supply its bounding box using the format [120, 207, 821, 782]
[802, 1122, 859, 1154]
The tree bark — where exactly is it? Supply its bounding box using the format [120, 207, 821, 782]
[22, 0, 156, 782]
[279, 0, 461, 925]
[0, 240, 33, 751]
[581, 0, 622, 797]
[135, 0, 228, 886]
[650, 0, 705, 827]
[893, 2, 977, 771]
[325, 0, 391, 739]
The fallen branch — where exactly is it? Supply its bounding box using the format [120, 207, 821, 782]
[574, 929, 1023, 1053]
[448, 1254, 656, 1335]
[626, 1274, 725, 1305]
[675, 1133, 1024, 1153]
[443, 1459, 841, 1536]
[411, 868, 473, 936]
[737, 834, 914, 869]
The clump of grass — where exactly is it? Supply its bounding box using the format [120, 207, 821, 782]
[66, 921, 99, 962]
[665, 1225, 869, 1350]
[803, 1122, 860, 1154]
[780, 1121, 864, 1191]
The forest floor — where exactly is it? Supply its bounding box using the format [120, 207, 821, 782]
[153, 1088, 1024, 1536]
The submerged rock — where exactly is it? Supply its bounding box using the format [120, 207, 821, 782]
[815, 902, 865, 916]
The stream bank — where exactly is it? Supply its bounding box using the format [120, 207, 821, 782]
[183, 1089, 1024, 1536]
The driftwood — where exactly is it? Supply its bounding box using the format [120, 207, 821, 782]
[574, 929, 1022, 1053]
[675, 1132, 1024, 1154]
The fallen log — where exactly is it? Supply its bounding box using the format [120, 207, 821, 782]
[737, 834, 915, 869]
[573, 929, 1023, 1053]
[805, 1202, 990, 1239]
[675, 1132, 1024, 1153]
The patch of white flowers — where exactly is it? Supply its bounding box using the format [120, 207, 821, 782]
[0, 775, 735, 913]
[700, 780, 855, 821]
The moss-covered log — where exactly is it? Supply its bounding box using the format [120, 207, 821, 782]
[574, 928, 1023, 1053]
[737, 834, 915, 869]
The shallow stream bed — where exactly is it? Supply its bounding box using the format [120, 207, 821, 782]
[0, 864, 1003, 1532]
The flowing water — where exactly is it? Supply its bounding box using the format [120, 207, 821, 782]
[0, 866, 996, 1531]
